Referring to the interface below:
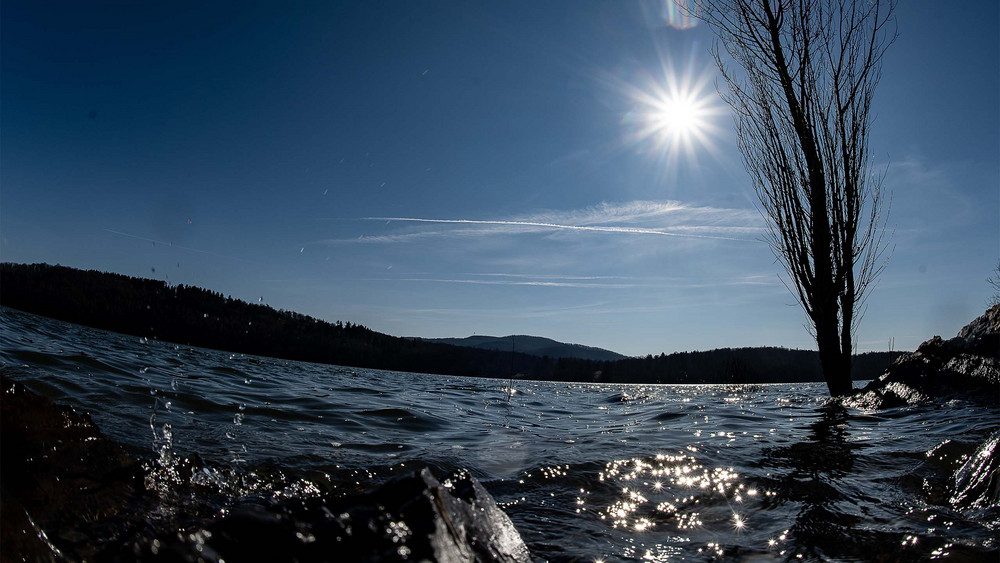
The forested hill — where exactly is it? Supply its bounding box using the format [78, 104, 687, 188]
[0, 263, 549, 380]
[0, 263, 905, 384]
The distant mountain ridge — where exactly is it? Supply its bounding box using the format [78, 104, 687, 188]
[418, 335, 627, 362]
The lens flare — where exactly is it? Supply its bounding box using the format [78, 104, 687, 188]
[640, 0, 700, 30]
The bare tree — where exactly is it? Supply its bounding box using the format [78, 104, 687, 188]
[988, 262, 1000, 308]
[697, 0, 894, 396]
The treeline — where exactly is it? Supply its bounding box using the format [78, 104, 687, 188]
[0, 263, 904, 384]
[0, 263, 551, 379]
[551, 346, 901, 384]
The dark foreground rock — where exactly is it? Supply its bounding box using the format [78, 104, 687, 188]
[189, 468, 532, 563]
[842, 306, 1000, 513]
[847, 304, 999, 409]
[1, 373, 152, 562]
[0, 373, 531, 562]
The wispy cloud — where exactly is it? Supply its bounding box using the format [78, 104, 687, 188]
[345, 231, 460, 244]
[364, 217, 747, 241]
[465, 272, 632, 281]
[361, 277, 641, 289]
[887, 157, 985, 226]
[357, 272, 779, 290]
[319, 200, 763, 245]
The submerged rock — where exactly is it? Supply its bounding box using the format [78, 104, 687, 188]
[847, 305, 999, 409]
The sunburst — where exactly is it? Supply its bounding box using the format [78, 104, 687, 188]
[618, 56, 724, 172]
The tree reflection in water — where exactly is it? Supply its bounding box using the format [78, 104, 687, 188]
[755, 404, 878, 559]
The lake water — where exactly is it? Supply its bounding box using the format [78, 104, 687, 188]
[1, 307, 997, 561]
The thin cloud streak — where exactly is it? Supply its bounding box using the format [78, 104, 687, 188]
[364, 217, 750, 241]
[317, 200, 764, 245]
[362, 277, 641, 289]
[464, 272, 777, 286]
[331, 231, 455, 245]
[358, 272, 779, 290]
[466, 272, 632, 281]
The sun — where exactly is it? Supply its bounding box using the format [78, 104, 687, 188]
[615, 57, 723, 172]
[627, 75, 718, 159]
[649, 93, 708, 142]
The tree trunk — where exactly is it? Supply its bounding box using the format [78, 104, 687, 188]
[816, 309, 851, 396]
[762, 0, 852, 397]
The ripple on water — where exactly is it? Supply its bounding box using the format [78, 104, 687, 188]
[208, 365, 247, 377]
[1, 307, 998, 562]
[340, 442, 413, 454]
[353, 408, 447, 432]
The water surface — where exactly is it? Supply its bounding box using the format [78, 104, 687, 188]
[1, 308, 996, 561]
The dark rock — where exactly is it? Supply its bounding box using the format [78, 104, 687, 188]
[846, 305, 999, 409]
[0, 372, 531, 562]
[0, 373, 151, 562]
[957, 303, 1000, 351]
[192, 467, 532, 563]
[950, 431, 1000, 511]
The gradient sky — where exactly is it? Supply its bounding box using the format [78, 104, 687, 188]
[3, 1, 997, 357]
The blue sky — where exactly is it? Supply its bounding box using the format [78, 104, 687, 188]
[2, 1, 997, 357]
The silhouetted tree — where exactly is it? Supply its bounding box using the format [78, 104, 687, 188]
[988, 262, 1000, 308]
[698, 0, 895, 396]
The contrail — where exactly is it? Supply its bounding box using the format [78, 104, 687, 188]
[102, 229, 253, 262]
[364, 217, 750, 241]
[362, 277, 640, 288]
[104, 229, 193, 249]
